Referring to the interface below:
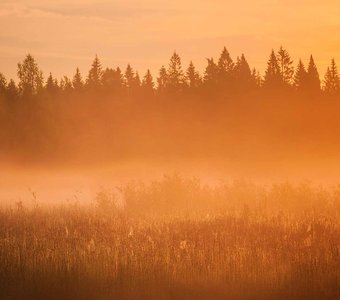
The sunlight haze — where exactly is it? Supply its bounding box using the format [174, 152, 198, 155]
[1, 0, 340, 79]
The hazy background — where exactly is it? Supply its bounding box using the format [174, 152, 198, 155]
[2, 0, 340, 205]
[1, 0, 340, 79]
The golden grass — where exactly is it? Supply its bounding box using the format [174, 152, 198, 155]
[1, 175, 340, 300]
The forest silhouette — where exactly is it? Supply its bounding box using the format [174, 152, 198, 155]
[1, 46, 340, 165]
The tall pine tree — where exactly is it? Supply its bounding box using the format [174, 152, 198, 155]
[46, 73, 58, 93]
[87, 55, 102, 89]
[234, 54, 253, 90]
[251, 68, 262, 88]
[72, 68, 84, 91]
[166, 52, 185, 92]
[157, 66, 168, 93]
[306, 55, 321, 93]
[218, 48, 234, 75]
[324, 59, 340, 95]
[124, 64, 135, 90]
[263, 50, 281, 89]
[217, 47, 234, 88]
[186, 61, 201, 89]
[204, 58, 219, 87]
[142, 69, 154, 94]
[293, 60, 307, 91]
[102, 67, 124, 93]
[0, 73, 7, 96]
[277, 46, 294, 86]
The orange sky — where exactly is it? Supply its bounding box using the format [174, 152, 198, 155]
[1, 0, 340, 81]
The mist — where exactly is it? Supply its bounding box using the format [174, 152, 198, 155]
[1, 46, 340, 299]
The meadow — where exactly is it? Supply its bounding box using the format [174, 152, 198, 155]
[0, 175, 340, 300]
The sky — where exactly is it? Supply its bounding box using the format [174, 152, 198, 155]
[1, 0, 340, 81]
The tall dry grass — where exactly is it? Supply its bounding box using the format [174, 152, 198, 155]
[1, 175, 340, 300]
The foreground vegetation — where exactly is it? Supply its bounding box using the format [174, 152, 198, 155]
[1, 176, 340, 300]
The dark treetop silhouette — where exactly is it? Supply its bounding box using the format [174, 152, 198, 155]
[0, 47, 340, 165]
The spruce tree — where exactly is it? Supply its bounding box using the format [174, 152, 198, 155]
[134, 72, 141, 89]
[218, 47, 234, 78]
[217, 47, 234, 91]
[251, 68, 262, 88]
[87, 55, 102, 89]
[324, 59, 340, 95]
[234, 54, 252, 89]
[166, 52, 185, 92]
[102, 67, 124, 93]
[204, 58, 219, 86]
[46, 73, 57, 92]
[293, 60, 307, 90]
[157, 66, 168, 93]
[72, 68, 84, 91]
[142, 69, 154, 93]
[263, 50, 281, 89]
[60, 76, 72, 92]
[186, 61, 201, 89]
[0, 73, 7, 96]
[306, 55, 321, 93]
[124, 64, 135, 89]
[277, 46, 294, 86]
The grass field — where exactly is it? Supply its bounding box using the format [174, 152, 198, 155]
[1, 175, 340, 300]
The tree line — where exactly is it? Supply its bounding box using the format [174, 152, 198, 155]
[1, 46, 340, 102]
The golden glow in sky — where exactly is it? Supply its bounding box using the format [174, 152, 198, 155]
[1, 0, 340, 79]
